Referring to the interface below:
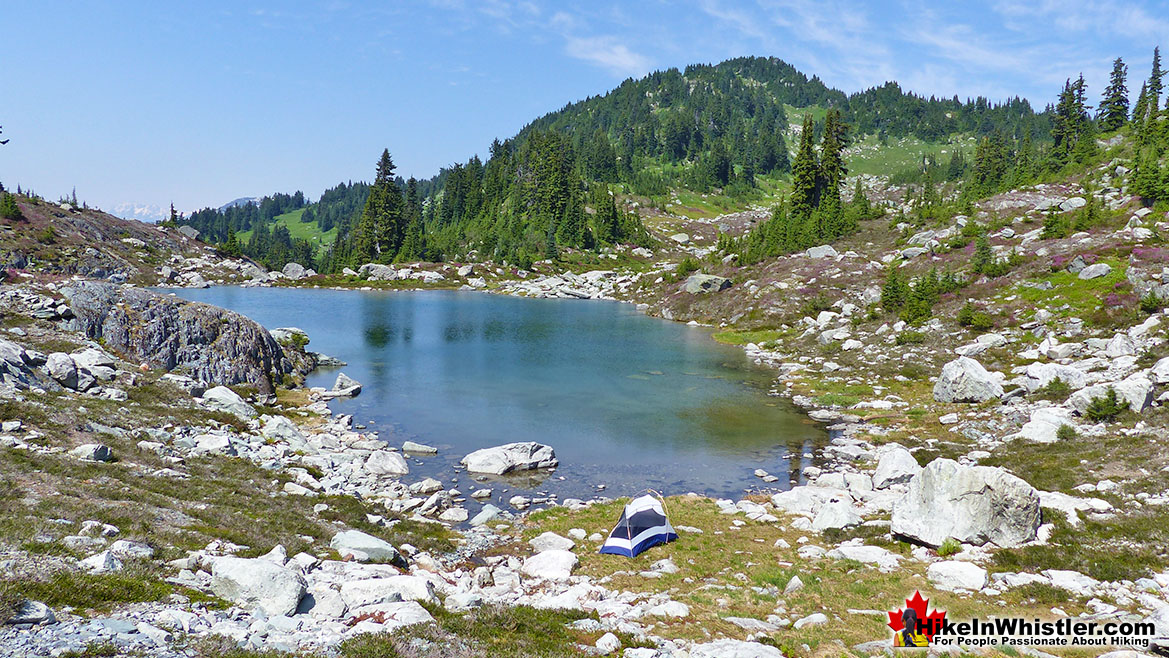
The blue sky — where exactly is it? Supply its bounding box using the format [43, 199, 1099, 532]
[1, 1, 1166, 216]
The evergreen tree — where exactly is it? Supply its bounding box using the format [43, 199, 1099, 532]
[1098, 58, 1129, 132]
[1149, 47, 1164, 116]
[0, 192, 22, 220]
[1134, 149, 1164, 203]
[1133, 82, 1150, 127]
[972, 234, 993, 274]
[789, 114, 819, 221]
[352, 149, 406, 264]
[881, 265, 909, 312]
[818, 109, 848, 237]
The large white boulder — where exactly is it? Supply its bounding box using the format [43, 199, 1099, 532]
[340, 576, 439, 610]
[201, 386, 256, 418]
[891, 458, 1041, 548]
[330, 529, 401, 563]
[364, 451, 409, 476]
[1068, 374, 1153, 415]
[928, 561, 988, 591]
[1012, 407, 1076, 443]
[872, 446, 921, 489]
[520, 550, 578, 581]
[770, 486, 847, 518]
[811, 499, 862, 531]
[261, 415, 306, 448]
[529, 532, 575, 553]
[460, 442, 558, 475]
[1151, 357, 1169, 385]
[691, 639, 786, 658]
[46, 352, 80, 389]
[805, 245, 838, 259]
[933, 357, 1003, 403]
[1024, 362, 1087, 391]
[210, 556, 306, 617]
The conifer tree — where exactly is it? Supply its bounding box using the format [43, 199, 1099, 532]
[1133, 82, 1149, 128]
[1148, 47, 1164, 114]
[352, 149, 406, 264]
[1098, 58, 1129, 132]
[881, 265, 909, 312]
[789, 114, 819, 222]
[972, 234, 993, 274]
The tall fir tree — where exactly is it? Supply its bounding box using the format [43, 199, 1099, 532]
[1098, 57, 1129, 132]
[352, 149, 406, 264]
[789, 114, 819, 222]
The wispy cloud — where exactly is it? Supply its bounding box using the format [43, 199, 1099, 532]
[561, 34, 651, 78]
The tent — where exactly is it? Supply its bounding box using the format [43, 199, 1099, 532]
[598, 494, 678, 558]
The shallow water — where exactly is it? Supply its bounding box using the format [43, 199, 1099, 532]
[167, 287, 823, 501]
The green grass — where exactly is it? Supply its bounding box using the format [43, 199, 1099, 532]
[236, 208, 338, 256]
[711, 328, 784, 346]
[847, 133, 974, 177]
[1012, 258, 1129, 322]
[0, 567, 172, 614]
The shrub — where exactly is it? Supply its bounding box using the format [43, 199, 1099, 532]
[895, 330, 926, 345]
[799, 293, 833, 317]
[1055, 424, 1078, 441]
[1034, 377, 1073, 402]
[957, 302, 994, 330]
[1084, 387, 1130, 423]
[937, 537, 962, 557]
[38, 226, 56, 244]
[1140, 293, 1165, 315]
[675, 257, 700, 278]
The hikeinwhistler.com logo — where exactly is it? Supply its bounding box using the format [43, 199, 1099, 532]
[887, 591, 1157, 649]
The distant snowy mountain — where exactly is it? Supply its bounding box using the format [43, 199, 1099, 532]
[108, 202, 168, 223]
[218, 197, 260, 211]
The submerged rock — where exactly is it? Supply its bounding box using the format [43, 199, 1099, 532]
[460, 442, 558, 475]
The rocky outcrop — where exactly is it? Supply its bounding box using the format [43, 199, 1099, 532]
[891, 458, 1041, 548]
[933, 357, 1004, 403]
[683, 274, 732, 294]
[61, 281, 297, 393]
[460, 442, 558, 475]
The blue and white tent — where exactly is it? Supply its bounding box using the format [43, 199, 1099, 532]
[598, 494, 678, 558]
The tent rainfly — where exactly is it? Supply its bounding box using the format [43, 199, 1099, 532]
[598, 494, 678, 558]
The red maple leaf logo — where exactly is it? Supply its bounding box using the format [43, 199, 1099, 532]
[887, 591, 947, 641]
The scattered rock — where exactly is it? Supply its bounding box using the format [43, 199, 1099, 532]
[928, 561, 988, 591]
[69, 443, 113, 462]
[330, 530, 402, 564]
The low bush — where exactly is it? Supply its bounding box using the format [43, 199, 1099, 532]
[1034, 377, 1073, 402]
[1084, 387, 1129, 423]
[895, 330, 926, 345]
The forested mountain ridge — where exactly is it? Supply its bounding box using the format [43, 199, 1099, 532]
[171, 52, 1169, 276]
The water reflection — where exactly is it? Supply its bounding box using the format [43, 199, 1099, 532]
[166, 287, 825, 499]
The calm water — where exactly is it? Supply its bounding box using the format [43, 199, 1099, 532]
[167, 287, 823, 501]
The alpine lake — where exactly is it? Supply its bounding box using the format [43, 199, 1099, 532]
[167, 287, 825, 502]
